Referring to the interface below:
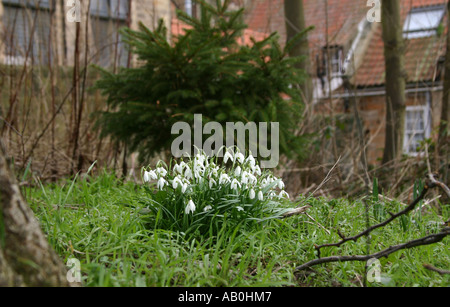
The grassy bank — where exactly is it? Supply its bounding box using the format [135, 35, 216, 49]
[24, 172, 450, 287]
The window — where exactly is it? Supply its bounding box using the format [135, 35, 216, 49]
[403, 105, 431, 155]
[173, 0, 197, 18]
[90, 0, 129, 68]
[184, 0, 193, 17]
[2, 0, 54, 65]
[323, 45, 344, 77]
[403, 5, 445, 39]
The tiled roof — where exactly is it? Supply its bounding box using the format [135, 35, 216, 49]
[353, 0, 447, 87]
[244, 1, 368, 56]
[171, 17, 268, 46]
[243, 0, 448, 88]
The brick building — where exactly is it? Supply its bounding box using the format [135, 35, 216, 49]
[0, 0, 172, 67]
[243, 0, 449, 164]
[1, 0, 448, 167]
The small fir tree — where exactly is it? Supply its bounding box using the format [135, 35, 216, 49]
[94, 0, 311, 163]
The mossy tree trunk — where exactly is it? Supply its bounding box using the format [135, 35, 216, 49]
[381, 0, 406, 164]
[0, 141, 73, 287]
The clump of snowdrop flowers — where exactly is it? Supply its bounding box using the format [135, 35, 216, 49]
[141, 147, 291, 237]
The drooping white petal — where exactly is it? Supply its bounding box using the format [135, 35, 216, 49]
[249, 189, 256, 200]
[209, 178, 216, 189]
[235, 166, 242, 176]
[156, 167, 167, 177]
[279, 190, 290, 199]
[157, 177, 167, 190]
[224, 151, 234, 163]
[219, 173, 230, 185]
[257, 190, 264, 201]
[184, 167, 193, 180]
[181, 183, 188, 194]
[185, 200, 196, 214]
[230, 179, 241, 191]
[235, 152, 245, 164]
[254, 165, 262, 176]
[143, 171, 151, 183]
[246, 155, 256, 168]
[172, 176, 182, 189]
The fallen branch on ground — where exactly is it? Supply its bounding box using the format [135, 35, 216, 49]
[295, 228, 450, 271]
[294, 173, 450, 272]
[314, 174, 443, 258]
[423, 263, 450, 275]
[282, 205, 311, 218]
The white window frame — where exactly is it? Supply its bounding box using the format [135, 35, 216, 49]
[403, 104, 431, 156]
[403, 5, 445, 39]
[1, 0, 54, 65]
[89, 0, 130, 68]
[323, 45, 344, 77]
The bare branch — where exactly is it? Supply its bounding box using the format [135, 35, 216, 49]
[295, 228, 450, 271]
[423, 263, 450, 275]
[315, 175, 436, 257]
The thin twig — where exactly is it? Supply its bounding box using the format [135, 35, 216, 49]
[304, 212, 331, 235]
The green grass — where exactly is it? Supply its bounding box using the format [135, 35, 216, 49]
[24, 172, 450, 287]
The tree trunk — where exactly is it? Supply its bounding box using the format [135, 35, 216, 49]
[0, 140, 73, 287]
[381, 0, 406, 164]
[284, 0, 313, 103]
[438, 1, 450, 182]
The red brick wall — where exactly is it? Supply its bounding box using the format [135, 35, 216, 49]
[315, 90, 439, 165]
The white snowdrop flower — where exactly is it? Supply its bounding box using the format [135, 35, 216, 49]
[143, 170, 157, 182]
[249, 188, 256, 200]
[230, 178, 241, 191]
[219, 173, 230, 185]
[257, 190, 264, 201]
[203, 205, 212, 212]
[269, 191, 277, 199]
[157, 177, 167, 190]
[224, 151, 234, 163]
[236, 206, 244, 212]
[173, 163, 184, 174]
[194, 153, 206, 166]
[185, 200, 196, 214]
[248, 173, 257, 185]
[235, 166, 242, 176]
[143, 171, 151, 183]
[156, 167, 167, 177]
[209, 178, 216, 189]
[235, 152, 245, 164]
[181, 182, 188, 194]
[172, 176, 182, 189]
[254, 165, 262, 176]
[277, 180, 285, 190]
[210, 165, 219, 177]
[261, 178, 268, 187]
[246, 155, 256, 168]
[279, 190, 290, 199]
[194, 168, 202, 180]
[184, 167, 193, 180]
[241, 171, 249, 184]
